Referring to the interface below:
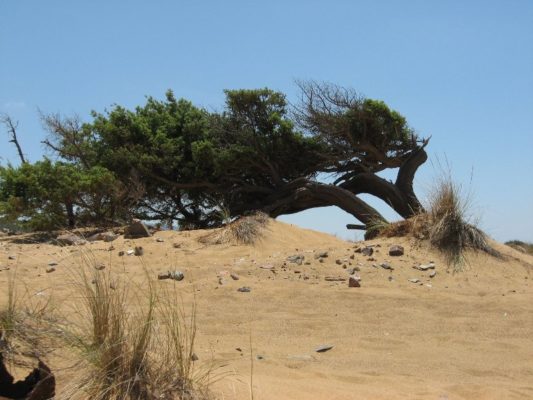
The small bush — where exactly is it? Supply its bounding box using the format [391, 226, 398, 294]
[505, 240, 533, 255]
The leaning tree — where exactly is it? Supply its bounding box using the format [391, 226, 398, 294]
[35, 83, 429, 235]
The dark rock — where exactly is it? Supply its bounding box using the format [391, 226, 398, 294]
[314, 251, 329, 259]
[134, 246, 144, 256]
[315, 344, 334, 353]
[380, 262, 394, 270]
[389, 245, 404, 256]
[124, 219, 151, 239]
[429, 271, 437, 278]
[237, 286, 251, 292]
[45, 267, 55, 273]
[361, 246, 374, 256]
[158, 272, 171, 280]
[0, 354, 55, 400]
[118, 251, 125, 257]
[348, 275, 361, 287]
[191, 353, 199, 361]
[335, 259, 342, 265]
[287, 255, 305, 265]
[230, 273, 240, 280]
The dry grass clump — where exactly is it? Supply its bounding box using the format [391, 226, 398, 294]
[0, 269, 56, 366]
[62, 258, 211, 400]
[376, 176, 499, 271]
[505, 240, 533, 255]
[199, 212, 269, 245]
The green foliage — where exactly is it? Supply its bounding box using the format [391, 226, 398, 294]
[0, 159, 121, 230]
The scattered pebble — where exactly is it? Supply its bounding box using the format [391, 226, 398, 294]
[237, 286, 251, 292]
[380, 262, 393, 270]
[156, 237, 164, 242]
[48, 261, 58, 266]
[118, 251, 125, 256]
[95, 263, 106, 270]
[126, 250, 134, 256]
[361, 246, 374, 256]
[287, 255, 305, 265]
[389, 245, 404, 256]
[408, 278, 420, 283]
[191, 353, 199, 361]
[134, 246, 144, 256]
[429, 271, 437, 278]
[46, 267, 56, 273]
[314, 251, 329, 259]
[230, 273, 240, 280]
[315, 344, 334, 353]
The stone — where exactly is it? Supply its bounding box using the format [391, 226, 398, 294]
[158, 272, 171, 280]
[8, 255, 15, 260]
[95, 263, 106, 270]
[324, 276, 347, 282]
[416, 262, 435, 271]
[429, 271, 437, 278]
[408, 278, 420, 283]
[173, 242, 181, 248]
[48, 261, 58, 266]
[126, 249, 134, 256]
[315, 344, 334, 353]
[46, 267, 55, 273]
[361, 246, 374, 256]
[348, 275, 361, 287]
[102, 232, 118, 242]
[237, 286, 251, 292]
[156, 237, 164, 242]
[124, 219, 151, 239]
[56, 233, 86, 246]
[347, 267, 359, 275]
[287, 255, 305, 265]
[118, 251, 125, 256]
[230, 273, 240, 280]
[314, 251, 329, 259]
[389, 245, 404, 256]
[191, 353, 199, 361]
[256, 355, 264, 360]
[134, 246, 144, 256]
[380, 262, 394, 270]
[169, 271, 184, 281]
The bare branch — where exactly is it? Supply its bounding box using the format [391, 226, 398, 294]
[0, 113, 27, 163]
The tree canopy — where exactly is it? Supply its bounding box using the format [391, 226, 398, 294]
[0, 82, 429, 235]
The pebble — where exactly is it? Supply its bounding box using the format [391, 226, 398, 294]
[191, 353, 199, 361]
[315, 344, 334, 353]
[314, 251, 329, 259]
[361, 247, 374, 256]
[156, 237, 164, 242]
[8, 255, 16, 260]
[429, 271, 437, 278]
[95, 263, 106, 270]
[48, 261, 58, 266]
[408, 278, 420, 283]
[380, 262, 394, 270]
[237, 286, 251, 292]
[287, 255, 305, 265]
[126, 250, 134, 256]
[230, 273, 240, 280]
[415, 262, 435, 271]
[134, 246, 144, 256]
[46, 267, 56, 273]
[389, 245, 404, 256]
[118, 251, 125, 256]
[348, 275, 361, 287]
[169, 271, 184, 281]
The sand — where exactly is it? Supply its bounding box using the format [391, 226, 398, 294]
[1, 220, 532, 399]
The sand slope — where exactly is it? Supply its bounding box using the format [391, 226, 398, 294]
[1, 220, 532, 399]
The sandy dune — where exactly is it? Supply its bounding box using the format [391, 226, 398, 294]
[1, 220, 532, 399]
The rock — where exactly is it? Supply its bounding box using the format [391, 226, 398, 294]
[415, 262, 436, 271]
[389, 245, 404, 256]
[156, 237, 164, 242]
[315, 344, 334, 353]
[237, 286, 251, 292]
[158, 272, 171, 280]
[230, 273, 240, 280]
[56, 233, 86, 246]
[429, 271, 437, 278]
[348, 275, 361, 287]
[8, 255, 15, 260]
[380, 262, 394, 270]
[287, 255, 305, 265]
[408, 278, 420, 283]
[124, 219, 151, 239]
[126, 249, 135, 256]
[95, 263, 106, 270]
[191, 353, 199, 361]
[361, 246, 374, 256]
[172, 242, 181, 248]
[335, 259, 342, 265]
[134, 246, 144, 256]
[46, 267, 55, 273]
[324, 276, 347, 282]
[218, 277, 226, 285]
[259, 264, 275, 270]
[118, 251, 125, 256]
[314, 251, 329, 259]
[349, 254, 355, 260]
[109, 282, 117, 290]
[48, 261, 58, 266]
[169, 271, 184, 281]
[103, 232, 118, 242]
[256, 354, 264, 360]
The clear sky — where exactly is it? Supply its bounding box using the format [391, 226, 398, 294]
[1, 0, 532, 242]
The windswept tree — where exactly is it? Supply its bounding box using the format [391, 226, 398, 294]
[18, 82, 430, 235]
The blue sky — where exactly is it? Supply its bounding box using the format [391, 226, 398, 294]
[1, 1, 532, 242]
